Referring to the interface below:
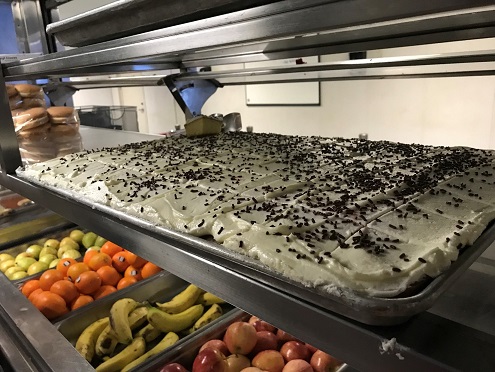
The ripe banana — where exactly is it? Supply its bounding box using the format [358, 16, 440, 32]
[96, 307, 149, 357]
[147, 304, 204, 333]
[121, 332, 179, 372]
[193, 304, 223, 331]
[95, 337, 146, 372]
[75, 317, 110, 362]
[134, 323, 162, 343]
[109, 298, 141, 345]
[157, 284, 203, 314]
[195, 292, 225, 306]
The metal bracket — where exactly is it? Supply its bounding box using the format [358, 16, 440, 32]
[0, 64, 23, 174]
[43, 82, 78, 106]
[160, 72, 222, 120]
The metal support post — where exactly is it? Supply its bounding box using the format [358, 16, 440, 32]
[0, 66, 23, 174]
[161, 73, 221, 120]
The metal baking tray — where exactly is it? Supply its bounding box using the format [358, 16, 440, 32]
[17, 176, 495, 325]
[135, 310, 348, 372]
[0, 209, 74, 251]
[55, 271, 235, 370]
[47, 0, 282, 47]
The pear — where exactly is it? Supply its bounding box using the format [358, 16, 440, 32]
[5, 266, 26, 279]
[49, 259, 60, 269]
[94, 236, 107, 247]
[27, 261, 48, 275]
[60, 237, 79, 251]
[69, 230, 84, 244]
[44, 239, 60, 250]
[81, 232, 97, 249]
[61, 250, 81, 260]
[11, 271, 28, 280]
[0, 253, 15, 263]
[26, 245, 42, 259]
[40, 247, 57, 258]
[16, 257, 37, 271]
[39, 254, 57, 265]
[0, 260, 15, 272]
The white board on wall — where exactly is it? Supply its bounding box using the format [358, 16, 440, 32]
[245, 56, 320, 106]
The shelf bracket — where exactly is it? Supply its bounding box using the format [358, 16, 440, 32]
[43, 81, 78, 106]
[160, 70, 222, 120]
[0, 65, 22, 174]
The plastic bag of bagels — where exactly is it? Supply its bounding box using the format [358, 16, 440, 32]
[12, 107, 50, 134]
[7, 84, 22, 110]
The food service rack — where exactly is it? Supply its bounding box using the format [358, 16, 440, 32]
[1, 1, 495, 371]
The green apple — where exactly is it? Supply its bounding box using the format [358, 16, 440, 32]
[69, 230, 84, 244]
[49, 259, 60, 269]
[40, 247, 58, 258]
[61, 249, 81, 260]
[60, 237, 79, 251]
[94, 236, 107, 247]
[82, 232, 97, 249]
[5, 266, 25, 278]
[39, 254, 57, 265]
[0, 253, 15, 263]
[26, 245, 42, 259]
[27, 261, 49, 275]
[16, 257, 37, 271]
[44, 239, 60, 250]
[0, 260, 15, 272]
[11, 271, 28, 280]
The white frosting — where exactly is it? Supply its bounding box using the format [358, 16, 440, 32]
[20, 133, 495, 297]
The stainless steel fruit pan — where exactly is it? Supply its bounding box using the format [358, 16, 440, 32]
[133, 309, 348, 372]
[54, 271, 236, 367]
[0, 208, 74, 250]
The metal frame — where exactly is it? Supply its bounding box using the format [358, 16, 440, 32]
[3, 0, 495, 80]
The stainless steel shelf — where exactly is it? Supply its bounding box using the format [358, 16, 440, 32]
[3, 0, 495, 80]
[1, 127, 495, 371]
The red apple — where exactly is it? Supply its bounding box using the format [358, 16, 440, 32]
[192, 348, 228, 372]
[310, 350, 342, 372]
[252, 350, 285, 372]
[200, 339, 230, 356]
[249, 316, 277, 333]
[276, 330, 299, 344]
[224, 322, 257, 355]
[280, 341, 310, 362]
[306, 344, 318, 355]
[241, 368, 264, 372]
[225, 354, 251, 372]
[282, 359, 313, 372]
[160, 363, 189, 372]
[252, 331, 279, 355]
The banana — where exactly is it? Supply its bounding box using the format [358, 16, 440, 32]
[193, 304, 223, 331]
[147, 304, 204, 333]
[134, 323, 162, 343]
[121, 332, 179, 372]
[195, 292, 226, 306]
[95, 337, 146, 372]
[109, 298, 141, 345]
[96, 307, 148, 357]
[156, 284, 203, 314]
[75, 317, 110, 362]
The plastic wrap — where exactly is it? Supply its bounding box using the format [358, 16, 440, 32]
[8, 94, 23, 110]
[12, 108, 49, 134]
[21, 95, 47, 109]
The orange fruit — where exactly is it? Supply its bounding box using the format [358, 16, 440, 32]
[50, 280, 79, 305]
[56, 258, 77, 276]
[88, 252, 112, 271]
[28, 288, 43, 304]
[117, 276, 137, 290]
[75, 271, 101, 295]
[96, 266, 121, 287]
[67, 262, 90, 282]
[112, 252, 130, 273]
[100, 241, 124, 258]
[71, 294, 93, 310]
[34, 291, 68, 320]
[133, 256, 147, 269]
[93, 285, 117, 300]
[39, 269, 64, 291]
[124, 266, 142, 281]
[122, 250, 138, 266]
[141, 262, 162, 279]
[21, 280, 41, 298]
[83, 249, 99, 265]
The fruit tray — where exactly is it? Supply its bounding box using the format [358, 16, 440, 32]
[0, 207, 73, 250]
[54, 271, 235, 370]
[133, 310, 348, 372]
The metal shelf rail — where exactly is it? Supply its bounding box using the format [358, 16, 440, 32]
[2, 1, 495, 371]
